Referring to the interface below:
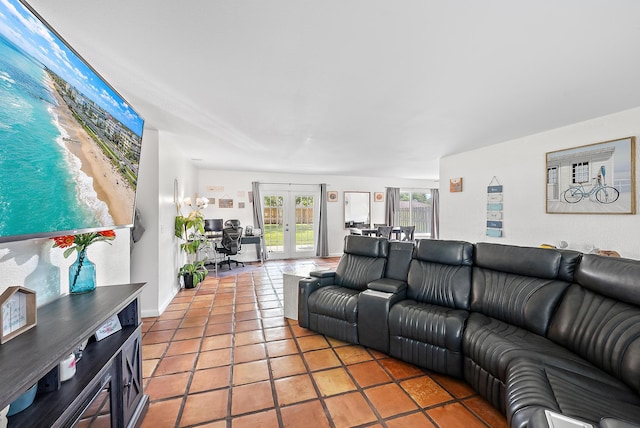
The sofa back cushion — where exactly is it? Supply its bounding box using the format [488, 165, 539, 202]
[385, 241, 414, 281]
[406, 240, 473, 309]
[471, 243, 571, 336]
[335, 235, 388, 291]
[574, 254, 640, 306]
[548, 255, 640, 394]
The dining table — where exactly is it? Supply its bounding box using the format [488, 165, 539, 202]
[360, 226, 403, 240]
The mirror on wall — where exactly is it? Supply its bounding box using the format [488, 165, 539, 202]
[344, 191, 371, 229]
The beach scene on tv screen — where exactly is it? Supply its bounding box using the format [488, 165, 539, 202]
[0, 0, 144, 239]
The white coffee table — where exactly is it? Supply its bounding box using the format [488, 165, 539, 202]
[283, 270, 312, 320]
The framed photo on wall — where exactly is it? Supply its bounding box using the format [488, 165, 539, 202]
[374, 192, 384, 202]
[219, 198, 234, 209]
[546, 136, 636, 214]
[327, 191, 338, 202]
[450, 177, 463, 192]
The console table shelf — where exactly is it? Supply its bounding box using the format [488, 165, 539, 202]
[0, 283, 148, 428]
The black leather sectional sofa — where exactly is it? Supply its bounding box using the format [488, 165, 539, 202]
[298, 235, 640, 428]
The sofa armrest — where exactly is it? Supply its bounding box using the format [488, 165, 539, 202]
[298, 276, 322, 328]
[310, 270, 335, 278]
[310, 270, 336, 286]
[368, 278, 407, 294]
[358, 289, 407, 353]
[600, 419, 640, 428]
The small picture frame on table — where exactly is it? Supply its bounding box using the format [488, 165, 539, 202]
[95, 314, 122, 341]
[0, 286, 37, 344]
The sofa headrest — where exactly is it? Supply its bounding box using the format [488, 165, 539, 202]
[557, 249, 582, 282]
[413, 239, 474, 266]
[385, 241, 414, 281]
[574, 254, 640, 306]
[474, 242, 561, 279]
[344, 235, 388, 258]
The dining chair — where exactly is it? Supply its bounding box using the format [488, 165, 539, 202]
[377, 226, 393, 239]
[400, 226, 415, 241]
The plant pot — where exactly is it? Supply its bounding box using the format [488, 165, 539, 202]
[183, 273, 196, 289]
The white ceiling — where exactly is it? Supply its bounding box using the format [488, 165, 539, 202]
[26, 0, 640, 179]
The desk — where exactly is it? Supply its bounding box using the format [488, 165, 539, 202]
[241, 235, 265, 263]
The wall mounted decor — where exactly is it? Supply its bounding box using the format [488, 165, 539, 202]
[238, 202, 246, 209]
[344, 191, 370, 228]
[328, 191, 338, 202]
[450, 177, 463, 192]
[546, 137, 636, 214]
[374, 192, 384, 202]
[486, 177, 503, 238]
[219, 199, 234, 209]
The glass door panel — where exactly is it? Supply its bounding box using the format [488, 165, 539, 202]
[263, 194, 285, 257]
[262, 190, 317, 259]
[293, 194, 315, 256]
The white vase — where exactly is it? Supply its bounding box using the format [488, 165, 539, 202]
[0, 404, 9, 428]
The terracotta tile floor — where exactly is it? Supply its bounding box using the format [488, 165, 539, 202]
[140, 258, 507, 428]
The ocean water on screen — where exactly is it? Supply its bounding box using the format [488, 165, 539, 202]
[0, 35, 100, 238]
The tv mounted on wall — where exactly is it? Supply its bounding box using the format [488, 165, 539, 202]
[0, 0, 145, 243]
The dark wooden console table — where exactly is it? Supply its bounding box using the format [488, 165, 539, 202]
[0, 283, 148, 428]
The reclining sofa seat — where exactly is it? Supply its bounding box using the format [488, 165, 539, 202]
[507, 254, 640, 428]
[463, 243, 583, 414]
[298, 235, 388, 343]
[387, 239, 474, 378]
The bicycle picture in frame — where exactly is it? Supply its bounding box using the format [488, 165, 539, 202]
[546, 136, 636, 214]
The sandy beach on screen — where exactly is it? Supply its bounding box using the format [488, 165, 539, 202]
[48, 79, 134, 226]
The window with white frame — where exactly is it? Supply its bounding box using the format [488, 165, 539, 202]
[398, 189, 432, 236]
[572, 162, 589, 183]
[547, 166, 558, 184]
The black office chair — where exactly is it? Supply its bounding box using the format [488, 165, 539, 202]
[216, 223, 244, 269]
[224, 219, 241, 228]
[224, 219, 243, 258]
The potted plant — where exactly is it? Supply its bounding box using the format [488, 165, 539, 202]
[175, 210, 208, 288]
[178, 260, 208, 289]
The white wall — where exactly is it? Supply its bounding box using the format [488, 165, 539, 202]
[440, 107, 640, 259]
[132, 129, 199, 317]
[0, 228, 131, 307]
[198, 170, 435, 256]
[131, 128, 160, 316]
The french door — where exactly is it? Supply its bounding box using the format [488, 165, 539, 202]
[262, 187, 318, 259]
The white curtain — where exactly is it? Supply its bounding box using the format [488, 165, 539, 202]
[251, 182, 267, 259]
[430, 188, 439, 239]
[316, 184, 329, 257]
[385, 187, 400, 226]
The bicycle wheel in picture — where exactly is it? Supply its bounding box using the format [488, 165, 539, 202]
[546, 137, 636, 214]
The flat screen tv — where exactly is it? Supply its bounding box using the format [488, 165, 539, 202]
[0, 0, 145, 243]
